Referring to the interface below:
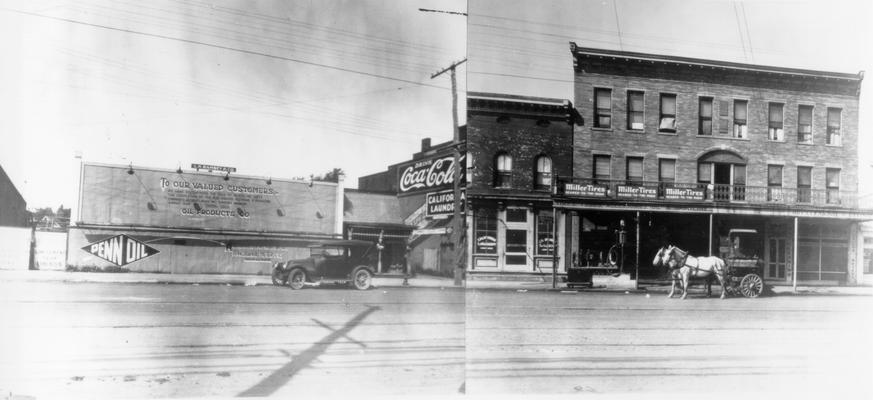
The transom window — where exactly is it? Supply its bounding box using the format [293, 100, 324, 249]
[827, 108, 842, 146]
[627, 91, 644, 130]
[733, 100, 748, 139]
[798, 105, 813, 143]
[699, 97, 713, 136]
[768, 103, 784, 141]
[594, 88, 612, 128]
[659, 94, 677, 132]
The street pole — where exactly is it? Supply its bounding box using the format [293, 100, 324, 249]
[431, 58, 467, 286]
[635, 211, 640, 290]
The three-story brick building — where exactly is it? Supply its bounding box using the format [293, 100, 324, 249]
[556, 44, 869, 285]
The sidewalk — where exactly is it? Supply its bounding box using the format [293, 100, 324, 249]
[1, 269, 870, 295]
[0, 269, 460, 289]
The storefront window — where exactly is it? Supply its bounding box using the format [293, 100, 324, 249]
[536, 210, 554, 255]
[474, 208, 497, 254]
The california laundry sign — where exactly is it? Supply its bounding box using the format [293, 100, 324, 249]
[82, 234, 159, 267]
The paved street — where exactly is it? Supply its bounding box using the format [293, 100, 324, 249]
[0, 282, 465, 398]
[466, 289, 873, 396]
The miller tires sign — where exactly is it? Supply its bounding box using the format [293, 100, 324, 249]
[82, 234, 159, 267]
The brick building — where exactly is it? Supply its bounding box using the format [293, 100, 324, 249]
[556, 44, 870, 285]
[0, 165, 29, 227]
[465, 93, 577, 275]
[358, 132, 465, 276]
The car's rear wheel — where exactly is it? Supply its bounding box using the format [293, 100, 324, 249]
[288, 268, 306, 290]
[352, 267, 373, 290]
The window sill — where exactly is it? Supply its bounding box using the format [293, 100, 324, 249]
[825, 144, 843, 148]
[591, 127, 613, 132]
[767, 140, 787, 143]
[626, 129, 645, 134]
[694, 135, 750, 141]
[797, 142, 814, 146]
[657, 131, 678, 136]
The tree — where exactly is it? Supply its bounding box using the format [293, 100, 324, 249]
[310, 168, 345, 183]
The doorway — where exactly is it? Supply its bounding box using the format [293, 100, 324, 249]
[766, 237, 786, 280]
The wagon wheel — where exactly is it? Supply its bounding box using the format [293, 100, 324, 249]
[739, 273, 764, 298]
[352, 267, 373, 290]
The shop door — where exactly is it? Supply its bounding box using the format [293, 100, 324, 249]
[423, 248, 439, 272]
[713, 163, 731, 201]
[766, 237, 786, 280]
[504, 229, 529, 270]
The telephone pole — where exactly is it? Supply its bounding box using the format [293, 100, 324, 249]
[431, 58, 467, 286]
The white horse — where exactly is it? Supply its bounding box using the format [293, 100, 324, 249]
[653, 245, 728, 300]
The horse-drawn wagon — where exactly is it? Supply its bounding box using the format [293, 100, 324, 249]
[655, 228, 766, 298]
[721, 229, 766, 298]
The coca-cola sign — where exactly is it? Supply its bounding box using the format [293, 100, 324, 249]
[398, 154, 465, 194]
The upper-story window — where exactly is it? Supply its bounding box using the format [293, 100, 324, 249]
[494, 153, 512, 188]
[698, 97, 713, 136]
[767, 164, 783, 202]
[659, 94, 677, 133]
[733, 100, 748, 139]
[827, 108, 842, 146]
[534, 155, 552, 190]
[627, 91, 644, 130]
[826, 168, 841, 204]
[797, 166, 812, 203]
[593, 154, 611, 183]
[768, 103, 784, 141]
[594, 88, 612, 128]
[798, 105, 813, 144]
[626, 157, 643, 186]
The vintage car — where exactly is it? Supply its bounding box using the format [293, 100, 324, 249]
[271, 240, 377, 290]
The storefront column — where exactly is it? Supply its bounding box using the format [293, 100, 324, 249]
[635, 211, 640, 289]
[793, 217, 799, 291]
[552, 207, 557, 288]
[708, 214, 713, 256]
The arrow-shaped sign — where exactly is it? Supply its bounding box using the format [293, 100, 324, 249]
[82, 234, 159, 267]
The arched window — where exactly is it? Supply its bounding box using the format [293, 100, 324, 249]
[534, 155, 552, 190]
[495, 153, 512, 188]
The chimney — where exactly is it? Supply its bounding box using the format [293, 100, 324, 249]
[421, 138, 431, 152]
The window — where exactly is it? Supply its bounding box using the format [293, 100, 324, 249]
[594, 88, 612, 128]
[627, 91, 644, 130]
[534, 156, 552, 190]
[827, 108, 841, 145]
[474, 208, 497, 254]
[699, 97, 713, 135]
[698, 162, 712, 199]
[593, 155, 611, 183]
[626, 157, 644, 186]
[732, 164, 746, 201]
[495, 153, 512, 188]
[505, 230, 527, 254]
[658, 158, 675, 196]
[798, 105, 813, 143]
[768, 103, 784, 141]
[797, 166, 812, 203]
[826, 168, 841, 204]
[767, 165, 783, 202]
[506, 208, 527, 223]
[659, 94, 677, 132]
[733, 100, 748, 138]
[536, 210, 554, 256]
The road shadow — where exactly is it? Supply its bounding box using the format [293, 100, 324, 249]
[236, 304, 380, 397]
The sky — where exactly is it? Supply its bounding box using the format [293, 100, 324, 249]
[0, 0, 467, 210]
[469, 0, 873, 191]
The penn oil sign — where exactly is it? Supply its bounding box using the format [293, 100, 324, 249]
[82, 234, 159, 267]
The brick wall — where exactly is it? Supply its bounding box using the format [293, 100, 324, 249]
[572, 72, 860, 192]
[468, 114, 572, 195]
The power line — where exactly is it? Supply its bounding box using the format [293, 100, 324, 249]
[0, 6, 452, 91]
[612, 0, 623, 51]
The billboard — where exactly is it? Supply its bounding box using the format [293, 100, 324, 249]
[79, 163, 338, 235]
[397, 153, 465, 195]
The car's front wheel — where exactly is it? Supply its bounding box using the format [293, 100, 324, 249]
[288, 268, 306, 290]
[352, 267, 373, 290]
